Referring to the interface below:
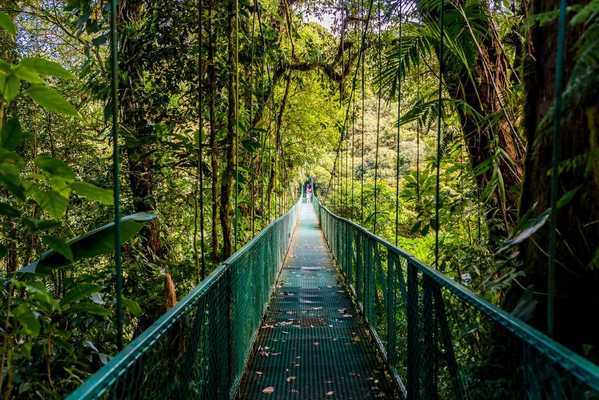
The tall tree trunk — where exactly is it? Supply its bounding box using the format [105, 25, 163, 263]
[220, 0, 236, 258]
[503, 0, 599, 350]
[266, 72, 292, 216]
[419, 0, 525, 244]
[120, 1, 163, 258]
[443, 10, 524, 244]
[207, 0, 219, 261]
[0, 0, 19, 275]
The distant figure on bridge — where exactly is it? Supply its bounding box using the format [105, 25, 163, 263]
[306, 183, 312, 202]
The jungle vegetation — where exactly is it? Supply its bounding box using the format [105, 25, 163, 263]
[0, 0, 598, 398]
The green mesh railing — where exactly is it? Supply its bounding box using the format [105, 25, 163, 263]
[67, 202, 299, 400]
[313, 196, 599, 399]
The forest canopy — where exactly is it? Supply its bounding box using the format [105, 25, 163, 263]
[1, 0, 598, 398]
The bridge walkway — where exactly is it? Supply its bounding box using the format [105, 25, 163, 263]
[238, 203, 397, 399]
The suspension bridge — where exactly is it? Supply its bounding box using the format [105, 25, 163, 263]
[57, 0, 599, 396]
[65, 196, 599, 399]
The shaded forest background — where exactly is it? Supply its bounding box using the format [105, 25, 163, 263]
[0, 0, 598, 398]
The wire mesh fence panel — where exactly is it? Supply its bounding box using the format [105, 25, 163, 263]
[313, 196, 599, 400]
[67, 203, 299, 400]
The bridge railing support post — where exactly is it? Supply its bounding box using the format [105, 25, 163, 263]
[386, 249, 397, 367]
[407, 259, 419, 400]
[226, 266, 234, 400]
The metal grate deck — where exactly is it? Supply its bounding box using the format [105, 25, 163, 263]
[238, 204, 398, 399]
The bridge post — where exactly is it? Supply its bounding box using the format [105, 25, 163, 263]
[422, 275, 437, 399]
[356, 232, 363, 305]
[387, 249, 397, 367]
[225, 266, 234, 399]
[407, 260, 419, 400]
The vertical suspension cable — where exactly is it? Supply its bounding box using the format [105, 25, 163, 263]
[416, 63, 421, 206]
[198, 0, 206, 280]
[394, 1, 403, 246]
[326, 0, 372, 211]
[256, 1, 275, 223]
[434, 0, 446, 271]
[351, 93, 355, 218]
[345, 129, 349, 212]
[249, 0, 256, 237]
[109, 0, 123, 350]
[547, 0, 568, 337]
[372, 1, 382, 235]
[360, 0, 366, 223]
[234, 0, 240, 250]
[341, 1, 347, 212]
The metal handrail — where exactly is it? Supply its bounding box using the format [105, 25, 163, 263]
[67, 201, 300, 399]
[314, 196, 599, 397]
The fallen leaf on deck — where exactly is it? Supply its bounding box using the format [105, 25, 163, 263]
[262, 386, 275, 394]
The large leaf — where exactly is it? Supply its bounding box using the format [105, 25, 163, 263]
[16, 281, 60, 312]
[122, 296, 142, 317]
[19, 57, 74, 80]
[0, 12, 16, 36]
[497, 209, 551, 253]
[0, 153, 25, 197]
[25, 84, 79, 116]
[35, 155, 76, 181]
[29, 187, 68, 219]
[3, 74, 20, 102]
[14, 65, 43, 84]
[70, 302, 110, 317]
[13, 304, 40, 336]
[18, 212, 156, 274]
[44, 236, 73, 262]
[61, 284, 103, 306]
[70, 181, 113, 205]
[21, 217, 60, 232]
[0, 118, 25, 150]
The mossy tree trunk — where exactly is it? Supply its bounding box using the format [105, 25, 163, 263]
[503, 0, 599, 350]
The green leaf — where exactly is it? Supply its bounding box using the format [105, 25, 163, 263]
[13, 304, 40, 336]
[3, 74, 20, 102]
[43, 236, 73, 262]
[71, 302, 110, 317]
[25, 85, 79, 116]
[557, 186, 581, 209]
[122, 296, 142, 317]
[0, 244, 7, 258]
[0, 202, 20, 217]
[497, 209, 551, 253]
[0, 60, 10, 74]
[62, 284, 102, 306]
[14, 65, 44, 84]
[0, 12, 16, 36]
[18, 281, 60, 312]
[35, 155, 76, 181]
[21, 217, 60, 232]
[0, 118, 25, 150]
[29, 187, 69, 219]
[70, 181, 113, 205]
[18, 212, 156, 274]
[0, 160, 25, 200]
[19, 57, 74, 80]
[0, 147, 24, 167]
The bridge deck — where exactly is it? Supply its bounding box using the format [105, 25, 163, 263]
[238, 203, 397, 399]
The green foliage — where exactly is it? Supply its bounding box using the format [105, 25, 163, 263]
[0, 12, 16, 36]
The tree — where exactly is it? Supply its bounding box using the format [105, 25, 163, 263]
[504, 0, 599, 350]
